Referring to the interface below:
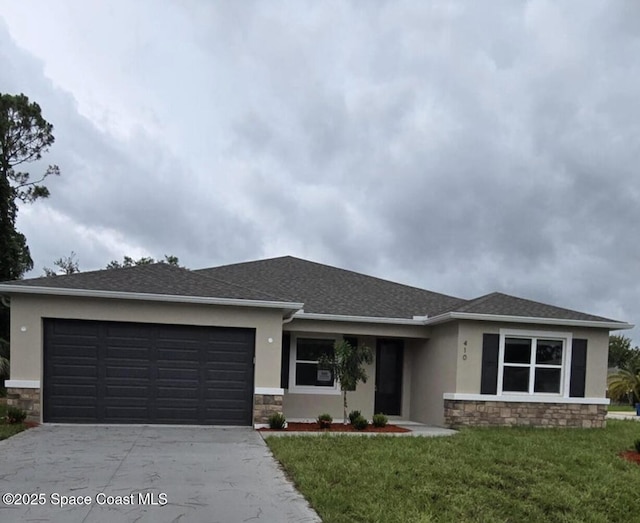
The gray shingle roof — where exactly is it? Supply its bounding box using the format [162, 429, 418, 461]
[443, 292, 618, 323]
[1, 256, 623, 325]
[1, 263, 285, 302]
[195, 256, 465, 319]
[196, 256, 622, 323]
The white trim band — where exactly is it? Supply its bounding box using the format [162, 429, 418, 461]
[5, 380, 40, 389]
[0, 284, 304, 313]
[443, 393, 610, 405]
[427, 312, 633, 330]
[254, 387, 284, 396]
[292, 312, 425, 325]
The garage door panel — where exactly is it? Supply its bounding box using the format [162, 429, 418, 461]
[157, 368, 198, 380]
[51, 384, 98, 398]
[105, 345, 152, 358]
[51, 320, 99, 336]
[156, 386, 199, 399]
[50, 406, 98, 420]
[156, 347, 201, 361]
[51, 364, 97, 377]
[44, 319, 255, 425]
[105, 366, 150, 379]
[104, 407, 152, 421]
[105, 385, 150, 398]
[204, 388, 250, 400]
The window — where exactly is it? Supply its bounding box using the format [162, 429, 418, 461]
[499, 332, 567, 395]
[291, 337, 337, 391]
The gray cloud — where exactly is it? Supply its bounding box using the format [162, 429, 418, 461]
[0, 1, 639, 342]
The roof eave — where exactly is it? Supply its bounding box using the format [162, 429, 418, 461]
[425, 311, 634, 330]
[292, 312, 426, 326]
[0, 284, 304, 315]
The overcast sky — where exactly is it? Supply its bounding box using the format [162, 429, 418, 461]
[0, 1, 638, 340]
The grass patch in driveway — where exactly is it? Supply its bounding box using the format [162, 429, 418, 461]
[0, 403, 27, 441]
[266, 420, 640, 523]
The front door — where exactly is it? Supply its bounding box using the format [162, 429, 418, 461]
[374, 339, 404, 416]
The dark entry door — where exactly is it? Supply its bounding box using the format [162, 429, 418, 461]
[374, 339, 403, 415]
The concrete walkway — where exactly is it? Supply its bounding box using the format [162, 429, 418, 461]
[0, 425, 320, 523]
[607, 412, 640, 421]
[261, 421, 458, 438]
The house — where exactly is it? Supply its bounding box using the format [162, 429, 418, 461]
[0, 256, 632, 428]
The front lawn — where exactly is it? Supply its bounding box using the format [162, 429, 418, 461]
[267, 421, 640, 523]
[608, 405, 636, 412]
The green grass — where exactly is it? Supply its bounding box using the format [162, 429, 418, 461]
[0, 403, 27, 441]
[266, 421, 640, 523]
[608, 405, 636, 412]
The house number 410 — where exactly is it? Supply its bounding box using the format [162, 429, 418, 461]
[462, 340, 467, 361]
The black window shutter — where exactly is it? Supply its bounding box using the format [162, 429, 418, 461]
[480, 333, 500, 394]
[344, 336, 358, 348]
[569, 339, 587, 398]
[280, 333, 291, 389]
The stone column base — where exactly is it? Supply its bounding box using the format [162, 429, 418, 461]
[253, 394, 283, 425]
[444, 399, 606, 428]
[6, 387, 41, 423]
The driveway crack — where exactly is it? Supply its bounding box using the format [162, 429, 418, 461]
[80, 426, 146, 523]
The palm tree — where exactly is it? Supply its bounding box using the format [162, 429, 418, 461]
[608, 358, 640, 405]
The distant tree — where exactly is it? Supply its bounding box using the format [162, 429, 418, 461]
[1, 92, 60, 385]
[106, 255, 181, 269]
[608, 359, 640, 405]
[43, 252, 80, 277]
[608, 335, 639, 369]
[319, 339, 374, 424]
[1, 93, 60, 282]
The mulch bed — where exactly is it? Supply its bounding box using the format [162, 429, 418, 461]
[259, 422, 410, 433]
[620, 451, 640, 465]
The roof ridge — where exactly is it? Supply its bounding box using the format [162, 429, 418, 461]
[198, 255, 463, 301]
[450, 291, 619, 323]
[452, 292, 501, 313]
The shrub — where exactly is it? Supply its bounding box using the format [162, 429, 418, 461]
[353, 415, 368, 431]
[348, 410, 362, 425]
[268, 412, 286, 430]
[372, 413, 388, 428]
[6, 406, 26, 424]
[634, 439, 640, 453]
[317, 413, 333, 428]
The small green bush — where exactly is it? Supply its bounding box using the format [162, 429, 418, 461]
[634, 439, 640, 453]
[372, 413, 388, 427]
[6, 406, 26, 424]
[317, 413, 333, 428]
[348, 410, 362, 425]
[268, 412, 286, 430]
[353, 415, 368, 431]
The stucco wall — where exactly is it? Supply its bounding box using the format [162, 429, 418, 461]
[282, 334, 377, 420]
[409, 322, 459, 426]
[455, 321, 610, 397]
[8, 294, 285, 389]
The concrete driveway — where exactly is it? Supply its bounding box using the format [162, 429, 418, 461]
[0, 425, 320, 523]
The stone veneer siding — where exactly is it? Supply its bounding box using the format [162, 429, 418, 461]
[253, 394, 283, 425]
[444, 399, 606, 428]
[6, 387, 41, 423]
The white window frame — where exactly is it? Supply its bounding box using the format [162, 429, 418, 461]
[497, 329, 573, 398]
[288, 334, 341, 395]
